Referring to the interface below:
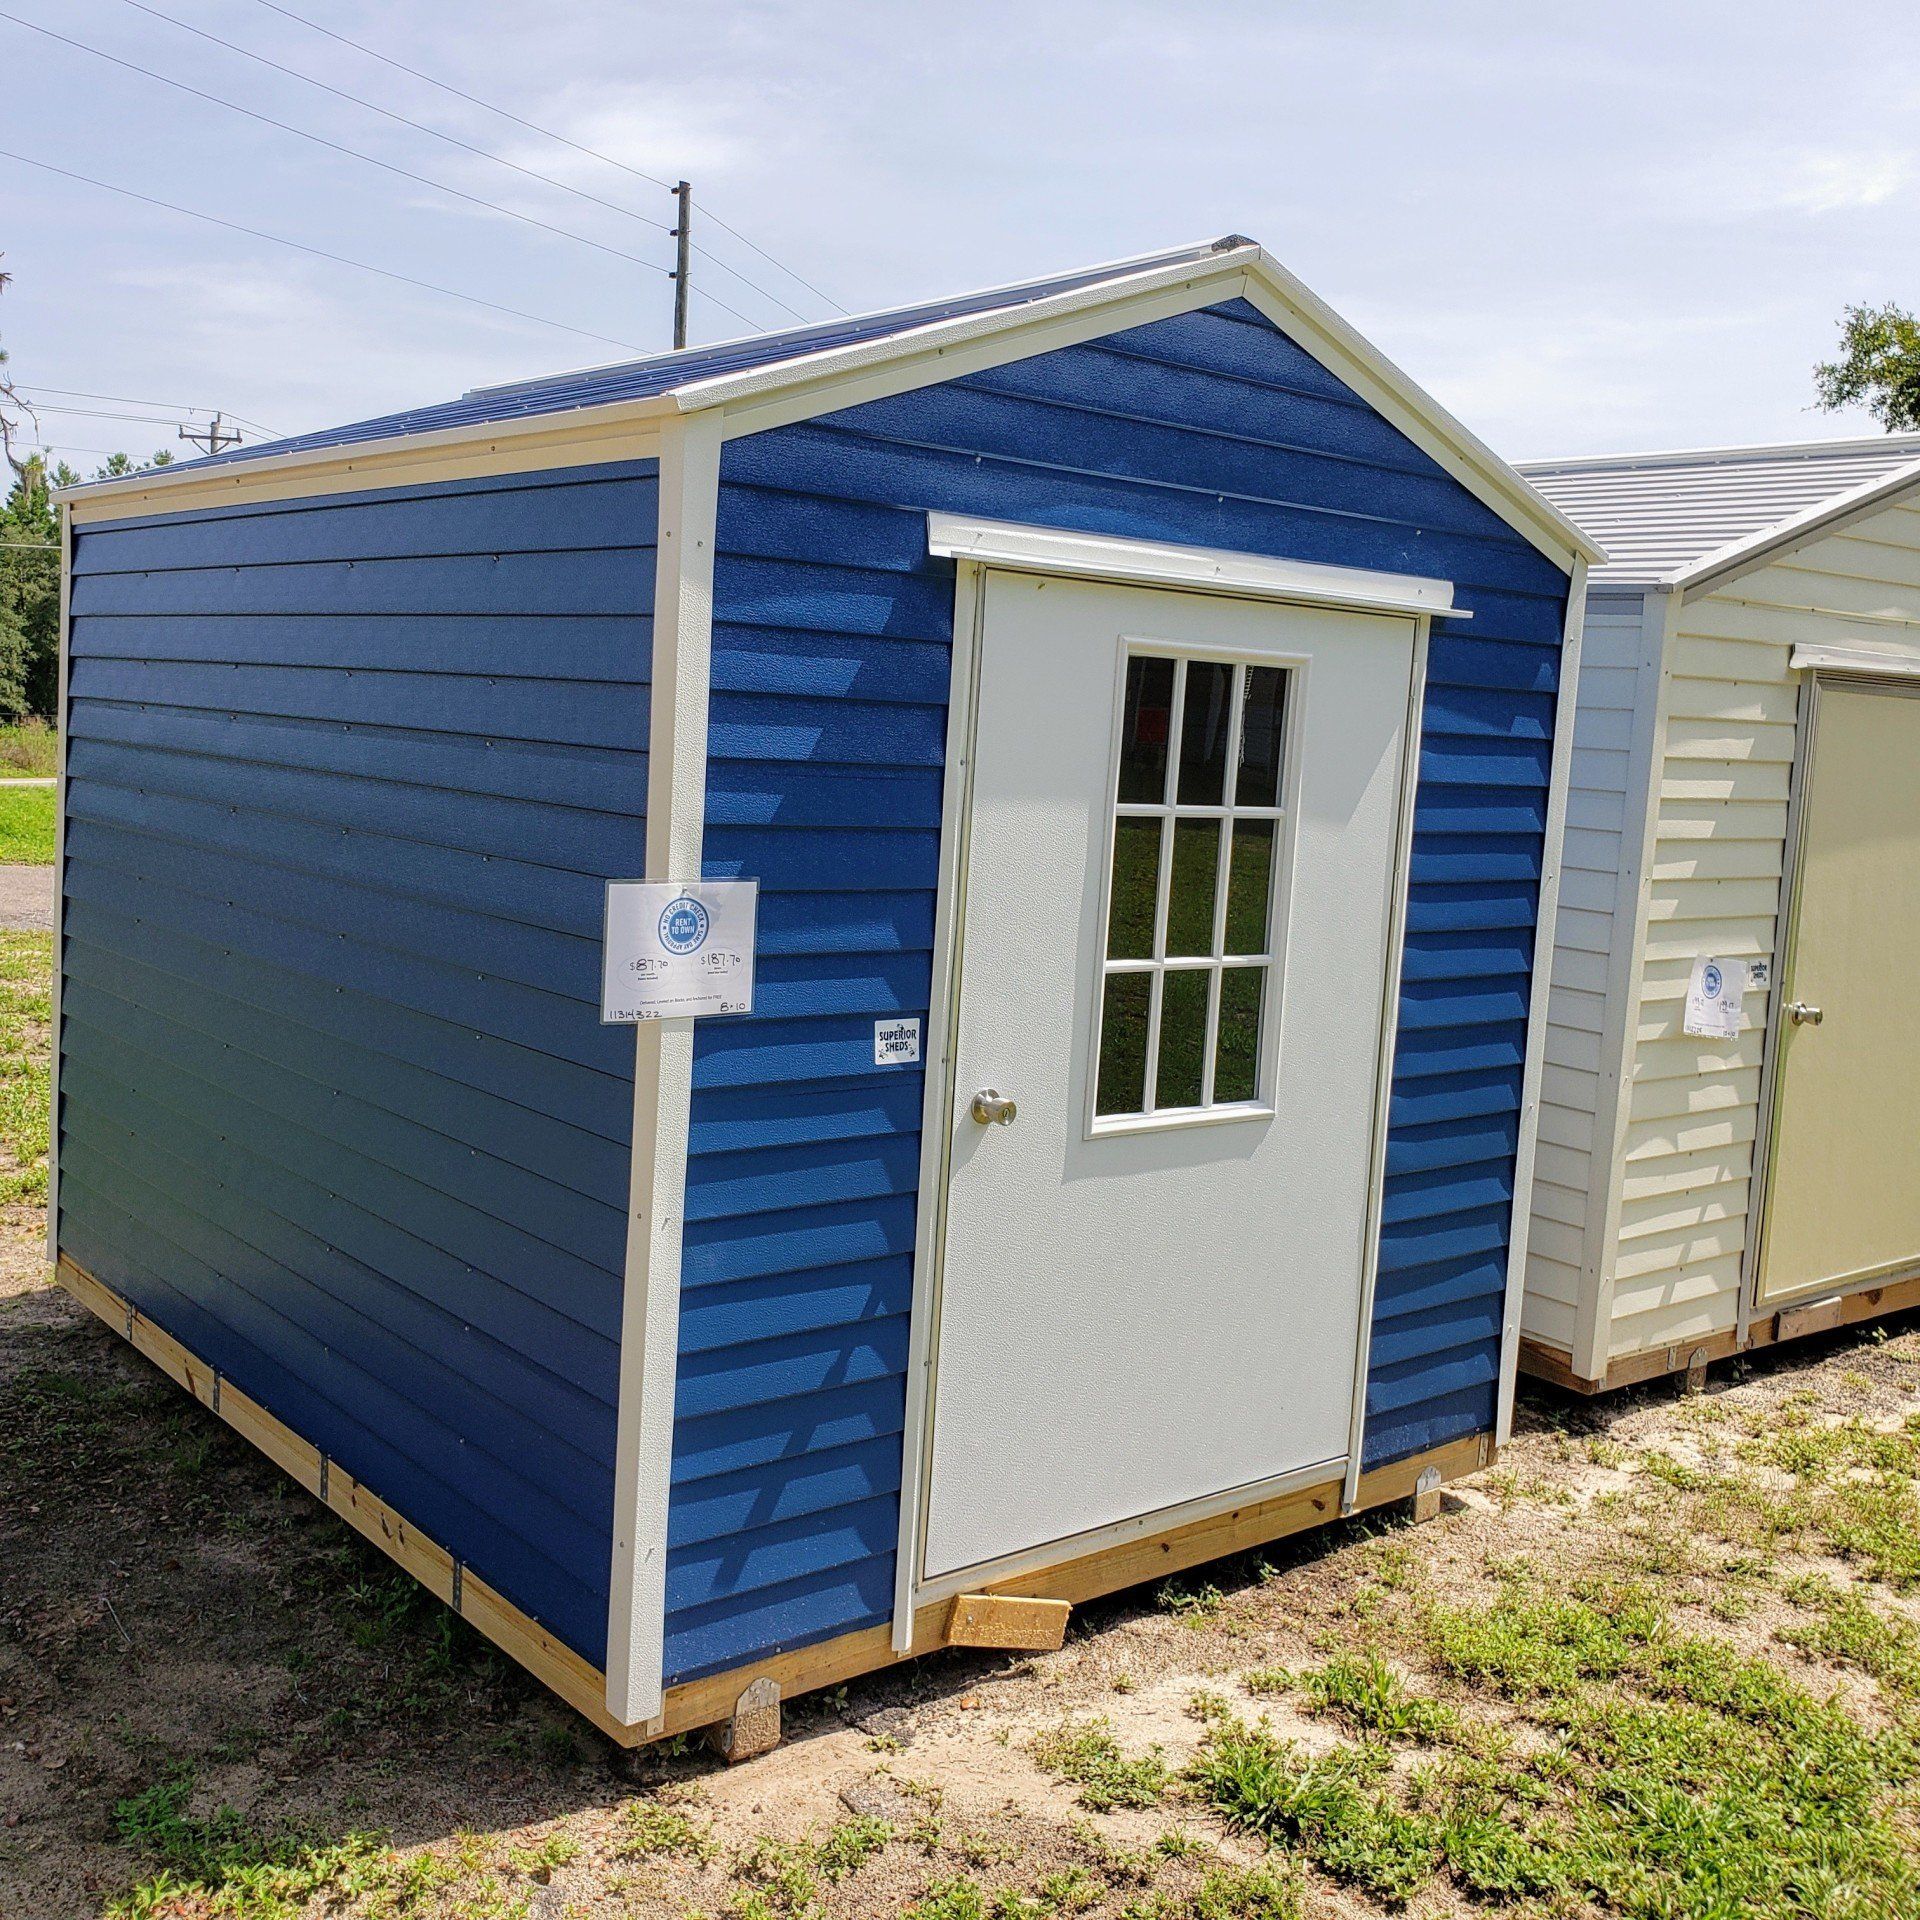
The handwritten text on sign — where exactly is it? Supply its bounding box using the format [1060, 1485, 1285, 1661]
[601, 879, 758, 1022]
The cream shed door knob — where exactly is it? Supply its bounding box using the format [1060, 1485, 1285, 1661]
[970, 1089, 1018, 1126]
[1787, 1001, 1824, 1027]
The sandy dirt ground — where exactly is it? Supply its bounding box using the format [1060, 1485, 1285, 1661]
[9, 1203, 1920, 1920]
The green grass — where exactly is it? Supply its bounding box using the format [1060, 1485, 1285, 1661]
[1188, 1574, 1920, 1916]
[110, 1769, 390, 1919]
[0, 721, 58, 779]
[0, 782, 54, 861]
[1031, 1718, 1172, 1811]
[0, 930, 50, 1205]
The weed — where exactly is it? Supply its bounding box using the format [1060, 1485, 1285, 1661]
[906, 1876, 986, 1920]
[733, 1815, 892, 1915]
[110, 1768, 388, 1919]
[1188, 1862, 1301, 1918]
[1241, 1667, 1290, 1697]
[1638, 1448, 1708, 1491]
[1296, 1654, 1458, 1744]
[1156, 1578, 1225, 1625]
[1031, 1718, 1170, 1811]
[1036, 1865, 1100, 1911]
[506, 1830, 579, 1875]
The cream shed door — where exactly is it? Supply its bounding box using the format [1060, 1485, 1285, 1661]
[1756, 682, 1920, 1306]
[919, 570, 1416, 1585]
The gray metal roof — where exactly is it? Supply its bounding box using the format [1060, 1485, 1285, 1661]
[159, 236, 1257, 475]
[1519, 434, 1920, 585]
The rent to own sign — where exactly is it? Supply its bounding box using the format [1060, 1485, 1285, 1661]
[601, 879, 758, 1022]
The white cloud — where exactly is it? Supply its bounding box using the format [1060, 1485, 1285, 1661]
[1658, 145, 1914, 219]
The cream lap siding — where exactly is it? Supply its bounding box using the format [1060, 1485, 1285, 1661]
[1606, 500, 1920, 1358]
[1524, 593, 1649, 1355]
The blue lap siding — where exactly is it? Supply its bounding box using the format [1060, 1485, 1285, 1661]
[669, 298, 1569, 1685]
[57, 460, 657, 1667]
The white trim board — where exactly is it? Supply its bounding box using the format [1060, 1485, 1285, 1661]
[1789, 642, 1920, 680]
[45, 499, 72, 1269]
[603, 410, 723, 1729]
[927, 514, 1464, 617]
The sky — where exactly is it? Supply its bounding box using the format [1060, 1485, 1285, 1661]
[3, 0, 1918, 470]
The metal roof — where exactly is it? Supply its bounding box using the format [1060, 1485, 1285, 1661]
[157, 236, 1259, 475]
[1519, 434, 1920, 586]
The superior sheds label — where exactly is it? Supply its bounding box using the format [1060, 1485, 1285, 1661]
[874, 1017, 922, 1065]
[601, 880, 758, 1021]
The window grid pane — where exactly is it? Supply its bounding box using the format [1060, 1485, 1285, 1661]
[1094, 652, 1288, 1122]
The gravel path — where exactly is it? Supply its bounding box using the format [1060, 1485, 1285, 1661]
[0, 864, 55, 932]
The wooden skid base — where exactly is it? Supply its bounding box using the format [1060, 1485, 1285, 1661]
[56, 1255, 1494, 1749]
[1519, 1269, 1920, 1395]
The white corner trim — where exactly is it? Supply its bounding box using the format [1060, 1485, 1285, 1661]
[1497, 558, 1589, 1441]
[927, 513, 1464, 618]
[603, 409, 723, 1728]
[46, 501, 72, 1270]
[1789, 641, 1920, 680]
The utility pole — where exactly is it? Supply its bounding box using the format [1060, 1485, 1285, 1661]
[178, 411, 241, 457]
[670, 180, 691, 350]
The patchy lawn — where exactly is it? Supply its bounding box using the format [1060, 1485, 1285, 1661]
[0, 783, 56, 862]
[6, 940, 1920, 1916]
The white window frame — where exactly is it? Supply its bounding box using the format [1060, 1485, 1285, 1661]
[1083, 636, 1308, 1139]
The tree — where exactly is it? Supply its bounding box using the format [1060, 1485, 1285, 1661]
[1814, 303, 1920, 432]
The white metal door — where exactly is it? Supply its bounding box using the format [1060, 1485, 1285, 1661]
[919, 570, 1417, 1586]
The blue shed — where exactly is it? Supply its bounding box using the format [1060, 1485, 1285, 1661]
[51, 237, 1601, 1748]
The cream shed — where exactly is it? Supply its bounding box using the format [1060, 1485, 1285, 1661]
[1518, 434, 1920, 1391]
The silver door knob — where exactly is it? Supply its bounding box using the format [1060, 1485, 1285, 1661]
[970, 1088, 1017, 1126]
[1787, 1001, 1824, 1026]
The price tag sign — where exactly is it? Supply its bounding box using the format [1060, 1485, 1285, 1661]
[1683, 954, 1745, 1040]
[601, 879, 757, 1022]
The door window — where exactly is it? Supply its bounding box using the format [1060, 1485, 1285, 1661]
[1093, 650, 1291, 1122]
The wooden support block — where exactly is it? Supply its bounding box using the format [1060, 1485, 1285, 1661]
[1775, 1296, 1847, 1343]
[946, 1592, 1072, 1651]
[707, 1676, 782, 1764]
[1409, 1465, 1443, 1524]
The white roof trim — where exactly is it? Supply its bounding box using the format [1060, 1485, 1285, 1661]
[928, 512, 1465, 618]
[685, 246, 1599, 574]
[1791, 642, 1920, 680]
[672, 249, 1259, 411]
[57, 238, 1602, 574]
[1674, 454, 1920, 599]
[56, 392, 678, 506]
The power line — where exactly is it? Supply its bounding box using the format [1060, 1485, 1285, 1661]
[20, 401, 205, 426]
[17, 390, 287, 437]
[1, 8, 765, 329]
[249, 0, 847, 315]
[0, 148, 651, 354]
[113, 0, 811, 328]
